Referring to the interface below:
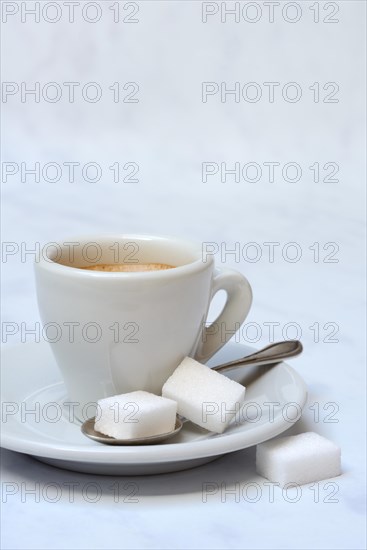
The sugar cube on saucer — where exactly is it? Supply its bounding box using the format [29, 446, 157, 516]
[162, 357, 246, 433]
[94, 390, 177, 439]
[256, 432, 341, 487]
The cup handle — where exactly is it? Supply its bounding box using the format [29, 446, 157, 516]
[195, 268, 253, 363]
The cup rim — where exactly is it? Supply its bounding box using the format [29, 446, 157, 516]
[34, 233, 214, 280]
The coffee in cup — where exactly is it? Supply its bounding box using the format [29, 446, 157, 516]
[80, 263, 174, 272]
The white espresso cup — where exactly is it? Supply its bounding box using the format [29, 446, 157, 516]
[34, 235, 252, 420]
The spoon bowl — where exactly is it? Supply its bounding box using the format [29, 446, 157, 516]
[81, 340, 303, 446]
[82, 416, 184, 445]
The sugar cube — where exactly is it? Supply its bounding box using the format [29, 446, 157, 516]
[162, 357, 246, 433]
[256, 432, 341, 486]
[94, 390, 177, 439]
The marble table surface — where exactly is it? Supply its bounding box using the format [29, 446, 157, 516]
[1, 1, 365, 548]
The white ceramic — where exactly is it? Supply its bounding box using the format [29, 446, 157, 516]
[34, 234, 252, 420]
[0, 341, 307, 475]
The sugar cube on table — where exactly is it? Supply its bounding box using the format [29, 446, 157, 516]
[162, 357, 246, 434]
[256, 432, 341, 487]
[94, 390, 177, 439]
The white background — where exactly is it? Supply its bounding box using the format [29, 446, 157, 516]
[1, 1, 366, 549]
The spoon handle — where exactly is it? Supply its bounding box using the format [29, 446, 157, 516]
[211, 340, 303, 373]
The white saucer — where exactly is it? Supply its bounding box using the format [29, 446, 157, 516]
[0, 342, 307, 475]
